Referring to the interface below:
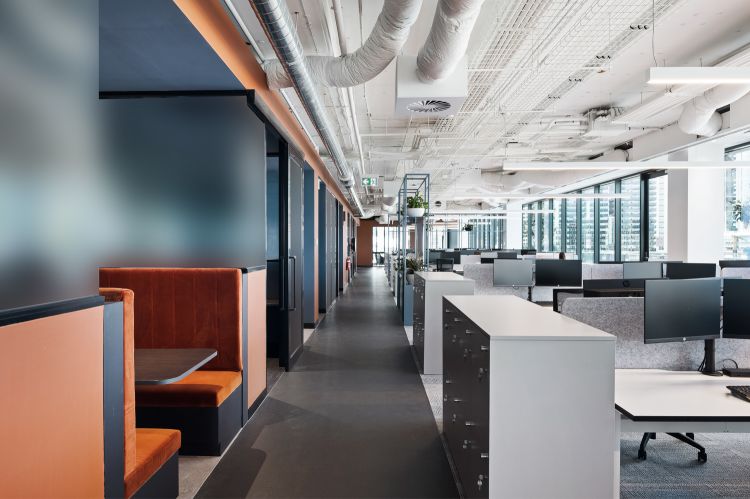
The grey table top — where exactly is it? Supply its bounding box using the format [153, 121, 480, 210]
[134, 348, 217, 385]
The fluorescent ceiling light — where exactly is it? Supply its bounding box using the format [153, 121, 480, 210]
[504, 161, 750, 171]
[648, 67, 750, 85]
[453, 193, 629, 200]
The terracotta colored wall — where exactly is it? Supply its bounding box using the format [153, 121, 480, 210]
[246, 270, 267, 406]
[313, 173, 319, 321]
[357, 219, 376, 267]
[0, 307, 105, 498]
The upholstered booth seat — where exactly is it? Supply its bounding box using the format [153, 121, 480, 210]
[125, 428, 181, 498]
[136, 370, 242, 408]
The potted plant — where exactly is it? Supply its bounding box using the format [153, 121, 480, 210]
[405, 257, 424, 283]
[463, 223, 474, 232]
[406, 193, 427, 218]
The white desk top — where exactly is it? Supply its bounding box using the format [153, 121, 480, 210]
[615, 369, 750, 422]
[415, 271, 471, 282]
[444, 295, 614, 342]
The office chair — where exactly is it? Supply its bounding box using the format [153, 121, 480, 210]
[638, 432, 706, 462]
[436, 258, 454, 272]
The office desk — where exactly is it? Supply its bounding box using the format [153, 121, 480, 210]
[135, 348, 217, 385]
[614, 369, 750, 495]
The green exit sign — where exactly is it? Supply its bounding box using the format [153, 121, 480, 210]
[361, 177, 379, 187]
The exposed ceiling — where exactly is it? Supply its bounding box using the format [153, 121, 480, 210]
[226, 0, 750, 214]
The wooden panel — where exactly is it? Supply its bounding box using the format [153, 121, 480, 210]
[0, 307, 105, 498]
[247, 270, 267, 406]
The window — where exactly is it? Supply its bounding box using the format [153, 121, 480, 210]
[522, 205, 530, 249]
[724, 144, 750, 259]
[598, 182, 616, 262]
[538, 201, 548, 251]
[620, 176, 641, 261]
[528, 207, 537, 250]
[647, 174, 668, 260]
[580, 188, 595, 262]
[552, 199, 562, 252]
[565, 199, 578, 256]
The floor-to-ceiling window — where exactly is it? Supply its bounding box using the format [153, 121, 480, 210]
[552, 199, 562, 252]
[621, 175, 641, 261]
[528, 207, 537, 250]
[522, 206, 530, 249]
[724, 143, 750, 259]
[565, 198, 578, 256]
[581, 188, 595, 262]
[647, 173, 668, 260]
[538, 201, 548, 251]
[598, 182, 616, 261]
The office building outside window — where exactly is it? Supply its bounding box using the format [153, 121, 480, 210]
[647, 174, 668, 260]
[565, 198, 578, 256]
[528, 208, 537, 249]
[620, 175, 641, 261]
[598, 182, 616, 261]
[581, 188, 595, 262]
[552, 199, 562, 252]
[538, 201, 548, 251]
[725, 145, 750, 259]
[522, 206, 529, 248]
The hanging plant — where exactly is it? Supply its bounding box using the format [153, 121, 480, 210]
[463, 223, 474, 232]
[406, 193, 427, 218]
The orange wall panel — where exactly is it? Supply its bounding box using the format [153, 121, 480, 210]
[246, 270, 267, 406]
[357, 220, 375, 267]
[0, 307, 105, 498]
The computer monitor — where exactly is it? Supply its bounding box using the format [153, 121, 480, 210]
[722, 279, 750, 339]
[582, 278, 646, 290]
[664, 262, 716, 279]
[643, 278, 721, 344]
[496, 251, 518, 260]
[520, 249, 536, 256]
[493, 259, 534, 287]
[622, 261, 663, 280]
[428, 251, 441, 264]
[480, 257, 495, 264]
[534, 260, 582, 286]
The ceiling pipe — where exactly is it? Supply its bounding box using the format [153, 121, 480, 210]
[678, 84, 750, 137]
[249, 0, 364, 216]
[416, 0, 487, 83]
[263, 0, 423, 89]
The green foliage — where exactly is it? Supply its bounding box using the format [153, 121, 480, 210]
[405, 257, 424, 273]
[407, 193, 429, 209]
[463, 223, 474, 232]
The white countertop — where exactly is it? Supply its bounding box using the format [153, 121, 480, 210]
[444, 295, 614, 341]
[415, 271, 471, 282]
[616, 369, 750, 421]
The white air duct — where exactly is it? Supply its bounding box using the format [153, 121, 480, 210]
[416, 0, 486, 83]
[263, 0, 423, 89]
[678, 84, 750, 137]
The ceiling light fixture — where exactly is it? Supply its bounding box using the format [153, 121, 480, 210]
[452, 194, 629, 200]
[503, 161, 750, 171]
[647, 67, 750, 85]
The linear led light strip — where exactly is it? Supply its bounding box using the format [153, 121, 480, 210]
[452, 193, 630, 200]
[430, 209, 554, 215]
[503, 161, 750, 171]
[648, 67, 750, 85]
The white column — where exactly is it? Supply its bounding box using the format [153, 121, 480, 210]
[506, 201, 523, 249]
[667, 143, 726, 262]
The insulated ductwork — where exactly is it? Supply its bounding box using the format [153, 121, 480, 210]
[263, 0, 423, 89]
[250, 0, 363, 216]
[678, 84, 750, 137]
[416, 0, 486, 83]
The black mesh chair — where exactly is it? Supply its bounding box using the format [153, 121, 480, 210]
[436, 258, 454, 272]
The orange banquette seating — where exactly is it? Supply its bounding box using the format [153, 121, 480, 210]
[101, 288, 181, 498]
[99, 268, 245, 455]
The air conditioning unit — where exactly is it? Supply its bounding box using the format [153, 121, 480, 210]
[395, 56, 468, 117]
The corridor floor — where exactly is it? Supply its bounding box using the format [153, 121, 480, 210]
[196, 268, 458, 498]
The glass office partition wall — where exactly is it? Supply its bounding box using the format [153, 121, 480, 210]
[552, 199, 562, 252]
[565, 198, 578, 256]
[725, 144, 750, 259]
[372, 226, 385, 265]
[581, 188, 595, 262]
[598, 182, 616, 261]
[621, 175, 641, 261]
[647, 173, 668, 260]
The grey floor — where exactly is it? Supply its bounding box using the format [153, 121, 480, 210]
[196, 268, 458, 498]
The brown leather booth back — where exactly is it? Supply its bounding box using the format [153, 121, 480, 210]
[100, 287, 137, 476]
[99, 268, 243, 371]
[246, 269, 267, 407]
[0, 306, 106, 498]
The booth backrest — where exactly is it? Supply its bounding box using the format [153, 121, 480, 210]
[583, 263, 624, 280]
[460, 255, 481, 265]
[561, 297, 750, 369]
[100, 287, 137, 477]
[462, 264, 528, 299]
[99, 268, 243, 371]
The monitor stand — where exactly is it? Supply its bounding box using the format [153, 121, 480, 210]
[700, 339, 722, 376]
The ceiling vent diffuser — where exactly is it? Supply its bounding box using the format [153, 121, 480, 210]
[395, 56, 468, 117]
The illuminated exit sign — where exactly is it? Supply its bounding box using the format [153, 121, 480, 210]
[361, 177, 379, 187]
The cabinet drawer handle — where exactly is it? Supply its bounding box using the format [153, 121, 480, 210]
[452, 398, 463, 403]
[464, 329, 473, 335]
[445, 378, 453, 384]
[465, 421, 476, 427]
[480, 452, 489, 459]
[453, 317, 463, 323]
[480, 345, 489, 352]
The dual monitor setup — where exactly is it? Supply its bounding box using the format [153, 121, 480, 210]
[492, 259, 582, 287]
